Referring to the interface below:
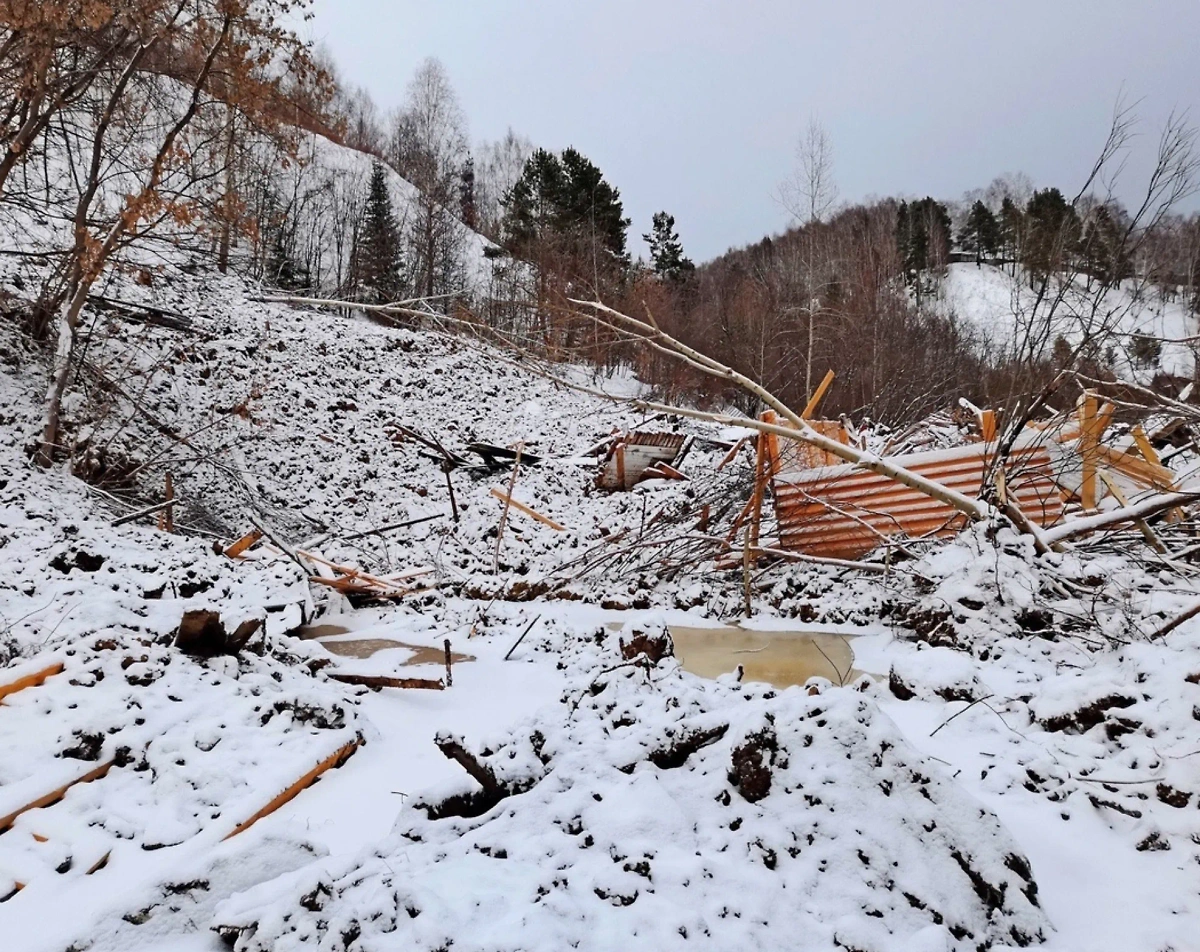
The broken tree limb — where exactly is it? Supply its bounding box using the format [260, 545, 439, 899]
[328, 672, 445, 690]
[112, 498, 180, 527]
[1042, 491, 1200, 546]
[1151, 599, 1200, 639]
[489, 487, 566, 531]
[335, 513, 444, 543]
[435, 734, 505, 796]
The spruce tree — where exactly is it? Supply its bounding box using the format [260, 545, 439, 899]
[1024, 188, 1080, 279]
[643, 211, 694, 280]
[355, 162, 404, 304]
[959, 200, 1000, 265]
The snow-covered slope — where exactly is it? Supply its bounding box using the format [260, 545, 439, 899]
[936, 262, 1198, 381]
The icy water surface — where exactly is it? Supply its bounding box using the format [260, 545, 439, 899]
[668, 626, 860, 688]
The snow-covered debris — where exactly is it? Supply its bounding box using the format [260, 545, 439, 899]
[214, 627, 1048, 951]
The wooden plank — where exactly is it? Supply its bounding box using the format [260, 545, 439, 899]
[645, 461, 687, 481]
[0, 761, 114, 833]
[1079, 393, 1099, 510]
[223, 738, 362, 841]
[223, 529, 264, 559]
[716, 436, 748, 472]
[801, 370, 835, 421]
[615, 442, 626, 489]
[488, 488, 566, 531]
[980, 409, 997, 442]
[0, 662, 65, 703]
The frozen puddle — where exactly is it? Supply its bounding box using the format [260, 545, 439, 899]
[319, 637, 475, 665]
[668, 626, 861, 688]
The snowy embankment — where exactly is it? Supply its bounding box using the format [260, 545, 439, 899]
[936, 262, 1198, 382]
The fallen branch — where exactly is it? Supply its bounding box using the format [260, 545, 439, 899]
[112, 497, 180, 527]
[1042, 492, 1200, 546]
[328, 672, 445, 690]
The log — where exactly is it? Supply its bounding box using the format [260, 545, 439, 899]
[327, 672, 444, 690]
[435, 735, 504, 796]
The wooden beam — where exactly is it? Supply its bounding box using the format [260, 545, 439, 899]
[0, 761, 114, 833]
[980, 409, 997, 442]
[801, 370, 835, 421]
[716, 436, 748, 472]
[488, 488, 566, 531]
[222, 529, 264, 559]
[0, 662, 64, 703]
[1079, 392, 1099, 510]
[223, 737, 362, 840]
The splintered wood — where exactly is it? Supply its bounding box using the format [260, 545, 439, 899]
[298, 550, 435, 600]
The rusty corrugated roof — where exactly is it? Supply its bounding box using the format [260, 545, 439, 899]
[772, 442, 1064, 559]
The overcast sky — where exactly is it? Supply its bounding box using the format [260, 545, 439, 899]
[308, 0, 1200, 262]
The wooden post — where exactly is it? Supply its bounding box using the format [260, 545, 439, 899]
[444, 638, 453, 687]
[1079, 393, 1098, 510]
[615, 442, 627, 489]
[748, 429, 768, 550]
[158, 473, 175, 533]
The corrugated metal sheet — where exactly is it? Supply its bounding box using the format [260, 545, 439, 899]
[772, 442, 1064, 559]
[625, 432, 688, 451]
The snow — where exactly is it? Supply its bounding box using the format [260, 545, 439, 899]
[1, 194, 1200, 950]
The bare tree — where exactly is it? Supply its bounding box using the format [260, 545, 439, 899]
[781, 116, 838, 226]
[389, 56, 469, 299]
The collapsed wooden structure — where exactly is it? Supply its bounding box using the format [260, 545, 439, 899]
[745, 380, 1190, 562]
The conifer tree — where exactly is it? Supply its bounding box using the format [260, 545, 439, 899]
[959, 200, 1000, 265]
[355, 162, 404, 304]
[644, 211, 694, 280]
[1024, 187, 1080, 279]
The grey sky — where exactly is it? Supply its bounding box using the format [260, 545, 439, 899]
[308, 0, 1200, 262]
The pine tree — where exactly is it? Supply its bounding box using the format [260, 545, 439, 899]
[1024, 188, 1080, 280]
[1080, 203, 1128, 286]
[959, 200, 1000, 266]
[999, 197, 1024, 275]
[355, 162, 404, 304]
[459, 157, 478, 231]
[502, 147, 630, 272]
[643, 211, 694, 280]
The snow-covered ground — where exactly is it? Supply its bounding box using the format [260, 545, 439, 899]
[2, 249, 1200, 949]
